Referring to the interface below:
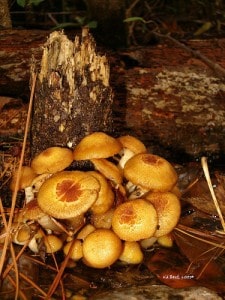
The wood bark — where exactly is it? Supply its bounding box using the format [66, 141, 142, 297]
[0, 0, 12, 28]
[30, 28, 113, 157]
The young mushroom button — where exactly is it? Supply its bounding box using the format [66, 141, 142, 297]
[37, 171, 100, 219]
[82, 228, 122, 269]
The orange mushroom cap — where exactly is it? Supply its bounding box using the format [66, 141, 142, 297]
[82, 228, 122, 268]
[31, 147, 73, 174]
[91, 158, 123, 185]
[145, 191, 181, 237]
[112, 199, 158, 241]
[73, 132, 122, 160]
[117, 135, 147, 154]
[37, 171, 100, 219]
[124, 153, 178, 192]
[87, 171, 114, 214]
[10, 166, 37, 191]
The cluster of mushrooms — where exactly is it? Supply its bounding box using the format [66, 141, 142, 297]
[8, 132, 181, 269]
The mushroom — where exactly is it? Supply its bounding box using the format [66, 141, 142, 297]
[112, 199, 158, 241]
[82, 228, 122, 268]
[119, 241, 144, 264]
[87, 171, 114, 214]
[124, 153, 178, 192]
[76, 224, 96, 240]
[10, 166, 37, 191]
[37, 171, 100, 219]
[90, 208, 115, 229]
[91, 158, 123, 186]
[18, 199, 65, 233]
[117, 135, 147, 169]
[73, 132, 122, 160]
[139, 236, 157, 249]
[63, 239, 83, 261]
[157, 233, 173, 248]
[145, 191, 181, 238]
[44, 234, 63, 253]
[31, 146, 73, 174]
[11, 223, 31, 245]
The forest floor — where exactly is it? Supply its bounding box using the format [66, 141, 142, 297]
[1, 28, 225, 299]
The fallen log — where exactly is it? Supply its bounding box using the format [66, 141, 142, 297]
[1, 29, 225, 161]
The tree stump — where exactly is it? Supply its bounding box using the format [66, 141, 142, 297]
[30, 28, 113, 158]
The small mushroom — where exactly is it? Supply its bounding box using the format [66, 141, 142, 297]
[90, 208, 115, 229]
[12, 223, 31, 245]
[145, 191, 181, 238]
[18, 199, 64, 233]
[117, 135, 147, 169]
[87, 171, 114, 214]
[37, 171, 100, 219]
[77, 224, 96, 240]
[112, 199, 158, 241]
[157, 233, 173, 248]
[91, 158, 123, 186]
[63, 239, 83, 261]
[124, 153, 178, 192]
[82, 228, 122, 268]
[73, 132, 122, 160]
[10, 166, 37, 191]
[44, 234, 63, 253]
[31, 147, 73, 174]
[119, 241, 144, 264]
[139, 236, 157, 249]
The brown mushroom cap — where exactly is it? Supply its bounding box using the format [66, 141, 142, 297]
[145, 191, 181, 237]
[117, 135, 147, 154]
[112, 199, 158, 241]
[91, 158, 123, 185]
[37, 171, 100, 219]
[87, 171, 114, 214]
[124, 153, 178, 192]
[31, 147, 73, 174]
[73, 132, 122, 160]
[10, 166, 37, 191]
[82, 228, 122, 268]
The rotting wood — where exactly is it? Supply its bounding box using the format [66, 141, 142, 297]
[30, 28, 114, 157]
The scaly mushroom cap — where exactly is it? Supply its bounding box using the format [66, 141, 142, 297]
[82, 228, 122, 268]
[124, 153, 178, 192]
[31, 147, 73, 174]
[91, 158, 123, 185]
[73, 132, 122, 160]
[112, 199, 158, 241]
[87, 171, 114, 214]
[37, 171, 100, 219]
[10, 166, 37, 191]
[145, 191, 181, 237]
